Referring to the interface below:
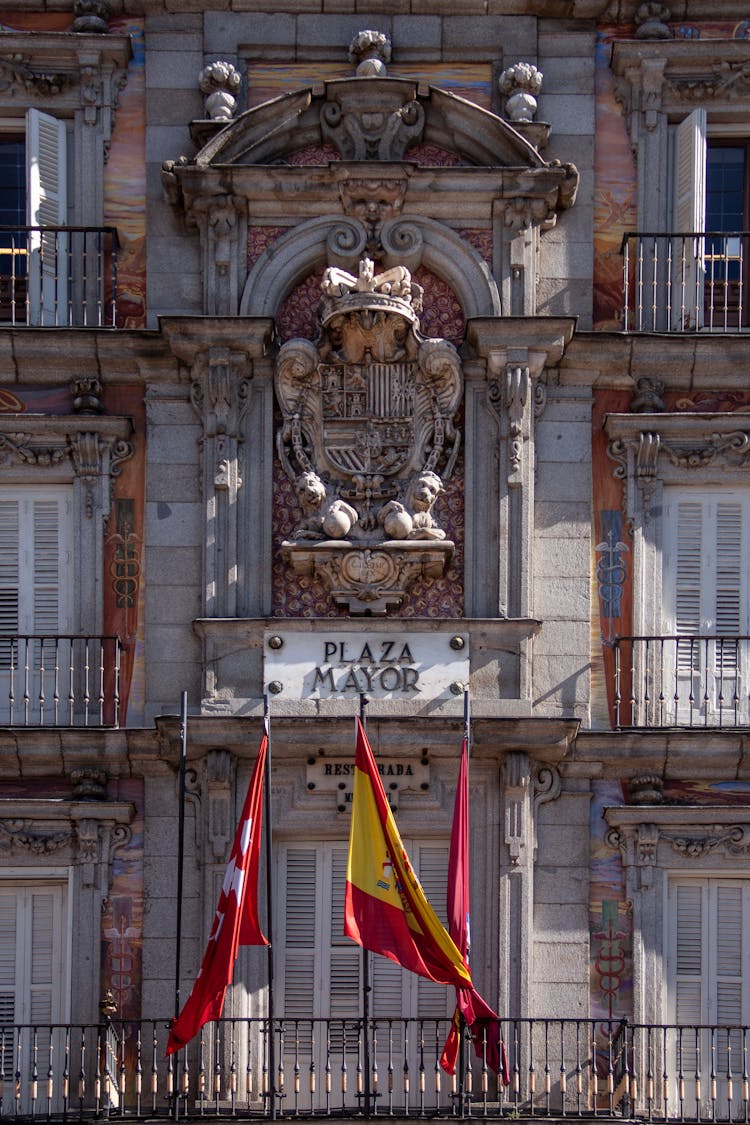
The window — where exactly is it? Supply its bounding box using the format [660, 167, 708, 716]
[0, 880, 69, 1111]
[673, 110, 750, 328]
[662, 488, 750, 722]
[0, 486, 73, 642]
[0, 109, 69, 325]
[0, 486, 73, 723]
[277, 840, 450, 1112]
[667, 878, 750, 1114]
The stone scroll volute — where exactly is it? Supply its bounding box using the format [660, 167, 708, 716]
[274, 258, 463, 614]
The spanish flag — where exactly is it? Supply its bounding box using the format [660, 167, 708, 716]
[344, 718, 472, 988]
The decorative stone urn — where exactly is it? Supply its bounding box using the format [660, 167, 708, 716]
[498, 62, 543, 123]
[198, 61, 241, 122]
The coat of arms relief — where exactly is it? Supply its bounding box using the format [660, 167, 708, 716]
[275, 258, 463, 614]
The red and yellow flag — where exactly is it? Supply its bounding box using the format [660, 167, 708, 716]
[344, 718, 472, 988]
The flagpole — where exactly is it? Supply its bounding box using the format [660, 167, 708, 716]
[174, 691, 188, 1022]
[458, 687, 471, 1118]
[264, 694, 276, 1121]
[172, 691, 188, 1120]
[358, 693, 372, 1117]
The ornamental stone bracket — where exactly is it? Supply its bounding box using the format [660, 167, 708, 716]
[275, 258, 461, 615]
[0, 415, 134, 515]
[612, 39, 750, 133]
[604, 805, 750, 890]
[605, 412, 750, 523]
[0, 31, 131, 144]
[0, 798, 133, 890]
[284, 540, 452, 615]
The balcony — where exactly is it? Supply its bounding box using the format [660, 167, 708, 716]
[2, 1016, 749, 1121]
[611, 635, 750, 729]
[0, 226, 119, 328]
[620, 232, 750, 333]
[0, 635, 121, 728]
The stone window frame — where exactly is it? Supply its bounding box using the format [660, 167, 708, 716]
[0, 793, 133, 1025]
[603, 411, 750, 639]
[0, 30, 132, 228]
[0, 412, 133, 638]
[604, 805, 750, 1032]
[611, 38, 750, 234]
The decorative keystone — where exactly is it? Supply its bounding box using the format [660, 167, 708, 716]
[635, 3, 672, 39]
[72, 0, 109, 33]
[627, 772, 665, 805]
[348, 30, 391, 77]
[498, 62, 543, 123]
[199, 61, 241, 122]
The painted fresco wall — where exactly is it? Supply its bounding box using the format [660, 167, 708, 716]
[590, 17, 750, 1027]
[593, 19, 750, 330]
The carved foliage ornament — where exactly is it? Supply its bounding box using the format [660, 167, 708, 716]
[276, 258, 462, 614]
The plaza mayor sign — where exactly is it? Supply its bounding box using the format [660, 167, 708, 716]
[264, 630, 469, 700]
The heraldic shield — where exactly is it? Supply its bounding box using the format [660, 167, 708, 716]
[274, 258, 464, 613]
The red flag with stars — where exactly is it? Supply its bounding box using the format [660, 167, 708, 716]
[167, 733, 268, 1054]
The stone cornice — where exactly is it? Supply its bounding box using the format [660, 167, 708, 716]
[154, 711, 578, 762]
[612, 38, 750, 117]
[0, 329, 170, 384]
[466, 318, 576, 375]
[570, 728, 750, 779]
[159, 317, 275, 366]
[555, 332, 750, 392]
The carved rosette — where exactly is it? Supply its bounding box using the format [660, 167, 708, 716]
[275, 258, 463, 614]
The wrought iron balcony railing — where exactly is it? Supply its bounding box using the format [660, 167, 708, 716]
[0, 635, 121, 728]
[620, 231, 750, 332]
[1, 1017, 748, 1121]
[0, 225, 119, 327]
[611, 635, 750, 729]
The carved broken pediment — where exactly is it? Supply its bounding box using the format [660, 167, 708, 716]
[275, 257, 462, 613]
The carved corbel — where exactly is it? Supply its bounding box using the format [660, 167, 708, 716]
[504, 751, 532, 866]
[69, 432, 134, 517]
[504, 365, 530, 484]
[76, 818, 101, 886]
[606, 821, 659, 888]
[205, 749, 234, 863]
[532, 763, 561, 858]
[188, 194, 248, 315]
[640, 58, 667, 131]
[635, 431, 661, 522]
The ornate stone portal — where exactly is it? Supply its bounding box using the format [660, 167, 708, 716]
[275, 258, 462, 613]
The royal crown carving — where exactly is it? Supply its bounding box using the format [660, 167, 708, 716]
[275, 258, 462, 614]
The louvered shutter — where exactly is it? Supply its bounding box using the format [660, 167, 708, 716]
[664, 490, 749, 718]
[280, 848, 318, 1021]
[0, 491, 72, 684]
[330, 845, 360, 1023]
[668, 878, 750, 1110]
[0, 500, 20, 664]
[672, 108, 707, 328]
[415, 846, 452, 1018]
[26, 108, 67, 326]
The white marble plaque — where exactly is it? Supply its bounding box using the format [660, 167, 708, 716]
[264, 630, 469, 700]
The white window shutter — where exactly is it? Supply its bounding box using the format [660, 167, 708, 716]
[672, 499, 704, 637]
[329, 846, 360, 1021]
[673, 108, 707, 234]
[26, 108, 67, 326]
[415, 846, 452, 1018]
[672, 881, 704, 1024]
[280, 847, 318, 1019]
[0, 500, 20, 638]
[672, 108, 707, 329]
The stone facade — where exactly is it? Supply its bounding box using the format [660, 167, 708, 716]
[2, 2, 750, 1118]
